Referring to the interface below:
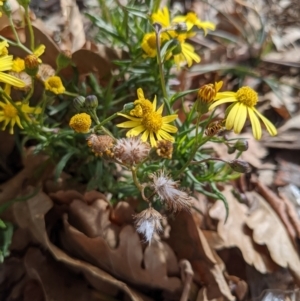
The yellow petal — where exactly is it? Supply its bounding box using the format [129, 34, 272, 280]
[137, 88, 144, 100]
[152, 95, 157, 112]
[225, 103, 240, 130]
[117, 120, 142, 128]
[233, 103, 247, 133]
[209, 97, 236, 111]
[0, 55, 13, 72]
[254, 108, 277, 136]
[161, 123, 178, 133]
[248, 107, 262, 140]
[34, 44, 46, 57]
[149, 132, 156, 147]
[215, 91, 236, 100]
[117, 113, 141, 122]
[126, 125, 145, 136]
[157, 130, 175, 142]
[141, 129, 150, 142]
[0, 72, 25, 87]
[162, 114, 177, 123]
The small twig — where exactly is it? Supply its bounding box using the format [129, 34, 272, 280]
[179, 259, 194, 301]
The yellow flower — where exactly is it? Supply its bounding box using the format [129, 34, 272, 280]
[172, 12, 216, 34]
[117, 89, 178, 147]
[0, 99, 42, 134]
[44, 76, 65, 94]
[69, 113, 92, 133]
[198, 81, 223, 103]
[33, 44, 45, 63]
[151, 7, 171, 28]
[0, 41, 8, 56]
[130, 88, 153, 117]
[12, 58, 25, 72]
[209, 86, 277, 140]
[173, 40, 200, 68]
[0, 55, 25, 88]
[141, 32, 158, 58]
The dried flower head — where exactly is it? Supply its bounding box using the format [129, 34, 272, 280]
[134, 207, 164, 243]
[8, 71, 32, 91]
[87, 134, 115, 157]
[229, 159, 251, 173]
[37, 64, 55, 82]
[156, 140, 173, 159]
[150, 170, 191, 212]
[113, 137, 150, 165]
[69, 113, 91, 133]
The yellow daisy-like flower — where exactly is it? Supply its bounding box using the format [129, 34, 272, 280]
[12, 58, 25, 72]
[141, 32, 158, 58]
[209, 86, 277, 140]
[130, 88, 153, 117]
[0, 55, 25, 88]
[173, 40, 200, 68]
[44, 76, 65, 94]
[0, 99, 41, 134]
[172, 12, 216, 34]
[69, 113, 92, 133]
[117, 89, 178, 147]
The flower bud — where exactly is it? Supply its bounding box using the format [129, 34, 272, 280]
[17, 0, 30, 8]
[87, 134, 115, 158]
[233, 140, 248, 152]
[227, 146, 235, 154]
[229, 159, 251, 173]
[56, 50, 72, 70]
[85, 95, 98, 109]
[170, 39, 182, 55]
[2, 1, 12, 16]
[123, 102, 135, 112]
[24, 54, 39, 76]
[73, 96, 85, 111]
[174, 22, 187, 33]
[156, 140, 173, 159]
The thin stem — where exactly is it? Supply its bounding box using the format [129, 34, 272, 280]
[0, 36, 31, 54]
[190, 157, 227, 165]
[63, 91, 79, 97]
[154, 25, 172, 115]
[95, 112, 118, 128]
[8, 15, 21, 45]
[131, 166, 144, 192]
[25, 7, 35, 51]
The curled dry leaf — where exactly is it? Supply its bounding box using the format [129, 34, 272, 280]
[12, 190, 155, 301]
[207, 186, 277, 274]
[24, 247, 115, 301]
[245, 191, 300, 285]
[166, 210, 235, 301]
[61, 216, 181, 293]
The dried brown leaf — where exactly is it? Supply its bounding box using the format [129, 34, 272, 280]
[12, 191, 155, 301]
[167, 210, 235, 301]
[61, 216, 181, 292]
[207, 186, 277, 274]
[245, 190, 300, 285]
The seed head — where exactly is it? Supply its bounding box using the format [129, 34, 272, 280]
[156, 140, 173, 159]
[87, 134, 115, 157]
[113, 137, 150, 165]
[134, 207, 164, 243]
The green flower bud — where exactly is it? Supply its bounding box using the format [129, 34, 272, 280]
[56, 50, 72, 70]
[227, 146, 235, 154]
[229, 160, 251, 173]
[85, 95, 98, 109]
[123, 102, 135, 112]
[234, 140, 249, 152]
[24, 54, 39, 76]
[17, 0, 30, 8]
[174, 22, 187, 33]
[2, 1, 12, 16]
[73, 96, 85, 111]
[170, 39, 182, 55]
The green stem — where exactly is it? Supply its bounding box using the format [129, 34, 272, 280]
[154, 25, 172, 115]
[25, 7, 35, 51]
[8, 15, 21, 45]
[63, 91, 79, 97]
[0, 36, 31, 54]
[190, 157, 227, 165]
[95, 112, 118, 128]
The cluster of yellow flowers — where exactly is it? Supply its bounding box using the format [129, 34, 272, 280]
[0, 41, 66, 134]
[141, 7, 215, 68]
[198, 82, 277, 140]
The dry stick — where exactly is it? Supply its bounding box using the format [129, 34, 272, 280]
[179, 260, 194, 301]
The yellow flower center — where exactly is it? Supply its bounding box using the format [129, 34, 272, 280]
[147, 35, 157, 49]
[236, 86, 258, 107]
[47, 77, 61, 88]
[12, 58, 25, 72]
[141, 111, 163, 132]
[131, 99, 153, 117]
[3, 103, 18, 118]
[69, 113, 92, 133]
